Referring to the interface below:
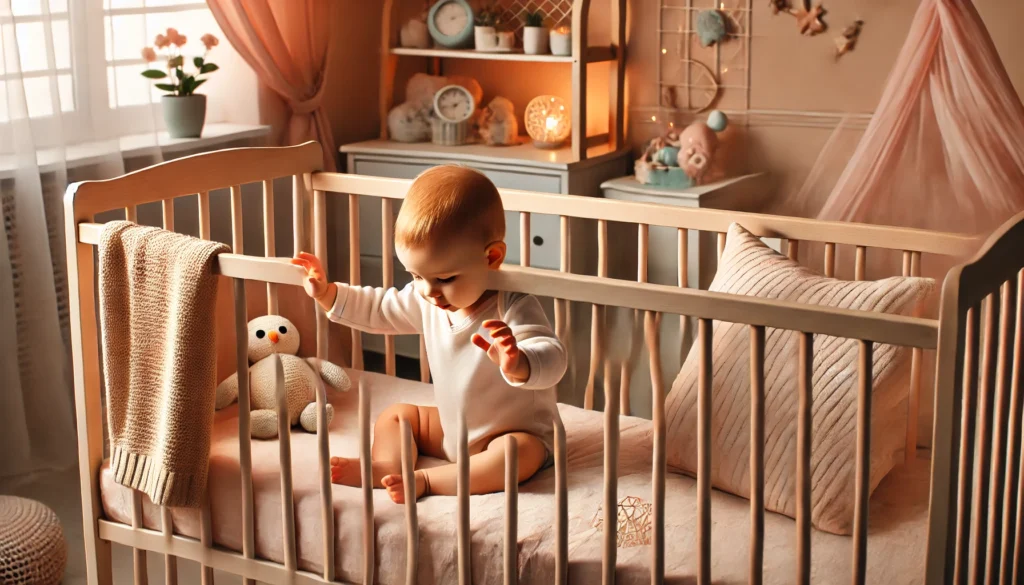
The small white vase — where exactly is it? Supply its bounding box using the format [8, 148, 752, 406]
[474, 26, 497, 51]
[523, 26, 548, 55]
[549, 28, 571, 56]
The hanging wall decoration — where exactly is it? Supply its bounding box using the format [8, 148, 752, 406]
[696, 10, 728, 47]
[769, 0, 826, 37]
[835, 20, 864, 59]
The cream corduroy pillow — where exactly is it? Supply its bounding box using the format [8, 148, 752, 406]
[664, 223, 933, 535]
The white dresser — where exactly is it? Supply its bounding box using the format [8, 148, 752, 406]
[340, 139, 633, 360]
[599, 173, 776, 418]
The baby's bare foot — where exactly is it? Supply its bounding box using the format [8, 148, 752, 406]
[381, 470, 428, 504]
[330, 457, 364, 486]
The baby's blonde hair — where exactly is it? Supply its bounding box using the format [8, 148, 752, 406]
[395, 165, 505, 249]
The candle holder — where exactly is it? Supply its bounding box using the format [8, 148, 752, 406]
[550, 25, 571, 56]
[525, 95, 571, 149]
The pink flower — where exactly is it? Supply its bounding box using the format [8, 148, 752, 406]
[154, 34, 170, 49]
[141, 47, 157, 62]
[200, 33, 219, 50]
[172, 34, 187, 47]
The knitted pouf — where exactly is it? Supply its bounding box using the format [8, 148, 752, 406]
[0, 496, 67, 585]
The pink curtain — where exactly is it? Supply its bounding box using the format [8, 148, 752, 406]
[794, 0, 1024, 238]
[206, 0, 337, 171]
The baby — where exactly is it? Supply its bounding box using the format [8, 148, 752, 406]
[292, 165, 567, 503]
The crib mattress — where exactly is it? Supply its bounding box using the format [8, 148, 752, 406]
[100, 368, 931, 585]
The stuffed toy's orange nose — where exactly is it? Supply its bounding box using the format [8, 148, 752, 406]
[269, 331, 279, 343]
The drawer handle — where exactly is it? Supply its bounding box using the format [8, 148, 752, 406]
[533, 235, 544, 246]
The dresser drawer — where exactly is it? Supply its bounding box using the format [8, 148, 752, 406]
[351, 158, 563, 270]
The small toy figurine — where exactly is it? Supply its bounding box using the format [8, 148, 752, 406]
[769, 0, 790, 15]
[636, 110, 729, 188]
[478, 96, 519, 146]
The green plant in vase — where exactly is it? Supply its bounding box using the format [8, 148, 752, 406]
[522, 9, 548, 54]
[140, 28, 220, 138]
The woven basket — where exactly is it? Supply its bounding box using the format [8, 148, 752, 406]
[0, 496, 67, 585]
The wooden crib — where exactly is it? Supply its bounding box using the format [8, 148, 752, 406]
[64, 141, 1024, 585]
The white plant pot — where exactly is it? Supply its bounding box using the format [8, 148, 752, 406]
[523, 26, 549, 55]
[474, 26, 497, 50]
[549, 28, 571, 56]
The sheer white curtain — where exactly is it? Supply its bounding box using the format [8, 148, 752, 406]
[0, 0, 167, 481]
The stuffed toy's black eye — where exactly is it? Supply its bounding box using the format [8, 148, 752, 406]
[278, 326, 288, 334]
[256, 330, 265, 339]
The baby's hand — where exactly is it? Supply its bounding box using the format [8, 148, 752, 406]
[472, 319, 530, 383]
[290, 252, 336, 308]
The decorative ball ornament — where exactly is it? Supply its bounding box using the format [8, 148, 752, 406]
[427, 0, 475, 49]
[525, 95, 571, 149]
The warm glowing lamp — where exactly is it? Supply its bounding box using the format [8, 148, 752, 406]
[525, 95, 571, 149]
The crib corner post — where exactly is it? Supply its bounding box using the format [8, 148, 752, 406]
[63, 187, 114, 585]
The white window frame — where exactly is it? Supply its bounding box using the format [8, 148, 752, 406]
[0, 1, 221, 150]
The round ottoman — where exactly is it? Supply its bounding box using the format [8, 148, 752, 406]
[0, 496, 67, 585]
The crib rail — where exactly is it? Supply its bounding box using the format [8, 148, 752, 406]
[926, 210, 1024, 585]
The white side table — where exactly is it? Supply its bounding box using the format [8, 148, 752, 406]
[599, 173, 775, 418]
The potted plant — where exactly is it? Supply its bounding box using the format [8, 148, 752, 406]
[522, 9, 548, 55]
[473, 4, 500, 51]
[141, 28, 220, 138]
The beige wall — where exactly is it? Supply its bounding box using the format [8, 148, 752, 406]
[322, 0, 1024, 199]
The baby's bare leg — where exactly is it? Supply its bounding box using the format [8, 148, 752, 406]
[331, 403, 444, 487]
[381, 432, 547, 503]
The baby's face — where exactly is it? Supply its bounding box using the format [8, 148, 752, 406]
[397, 236, 504, 312]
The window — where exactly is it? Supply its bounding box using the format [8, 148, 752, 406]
[1, 0, 235, 143]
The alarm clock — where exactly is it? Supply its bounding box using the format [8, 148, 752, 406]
[427, 0, 475, 49]
[431, 84, 475, 146]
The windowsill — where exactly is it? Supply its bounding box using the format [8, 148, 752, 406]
[0, 123, 272, 180]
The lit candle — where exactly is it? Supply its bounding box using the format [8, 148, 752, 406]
[549, 25, 572, 56]
[526, 95, 570, 149]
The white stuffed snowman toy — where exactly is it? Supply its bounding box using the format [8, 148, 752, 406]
[215, 314, 350, 439]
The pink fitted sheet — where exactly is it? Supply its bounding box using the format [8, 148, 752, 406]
[100, 368, 931, 584]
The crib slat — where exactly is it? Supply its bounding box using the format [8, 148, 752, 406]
[401, 418, 418, 585]
[161, 199, 174, 231]
[647, 311, 666, 585]
[750, 325, 766, 585]
[1000, 272, 1023, 585]
[905, 251, 923, 463]
[383, 198, 396, 376]
[955, 306, 981, 585]
[131, 491, 147, 585]
[521, 212, 531, 267]
[554, 415, 569, 585]
[603, 362, 620, 585]
[419, 336, 429, 383]
[639, 223, 649, 284]
[349, 193, 364, 370]
[554, 216, 570, 341]
[787, 239, 799, 261]
[620, 361, 631, 417]
[272, 354, 297, 571]
[458, 414, 471, 585]
[198, 191, 211, 240]
[698, 318, 712, 585]
[585, 219, 610, 410]
[505, 435, 519, 585]
[824, 243, 836, 277]
[126, 205, 138, 223]
[717, 232, 727, 262]
[854, 246, 866, 281]
[987, 279, 1016, 584]
[161, 507, 178, 585]
[971, 294, 1000, 585]
[313, 188, 335, 583]
[679, 228, 689, 363]
[230, 185, 243, 254]
[852, 340, 873, 585]
[797, 332, 812, 585]
[264, 180, 278, 314]
[358, 378, 374, 584]
[293, 175, 306, 255]
[233, 279, 256, 585]
[199, 492, 214, 585]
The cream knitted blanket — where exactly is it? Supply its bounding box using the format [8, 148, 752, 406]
[98, 221, 229, 508]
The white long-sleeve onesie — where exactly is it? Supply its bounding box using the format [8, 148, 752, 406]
[326, 283, 567, 462]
